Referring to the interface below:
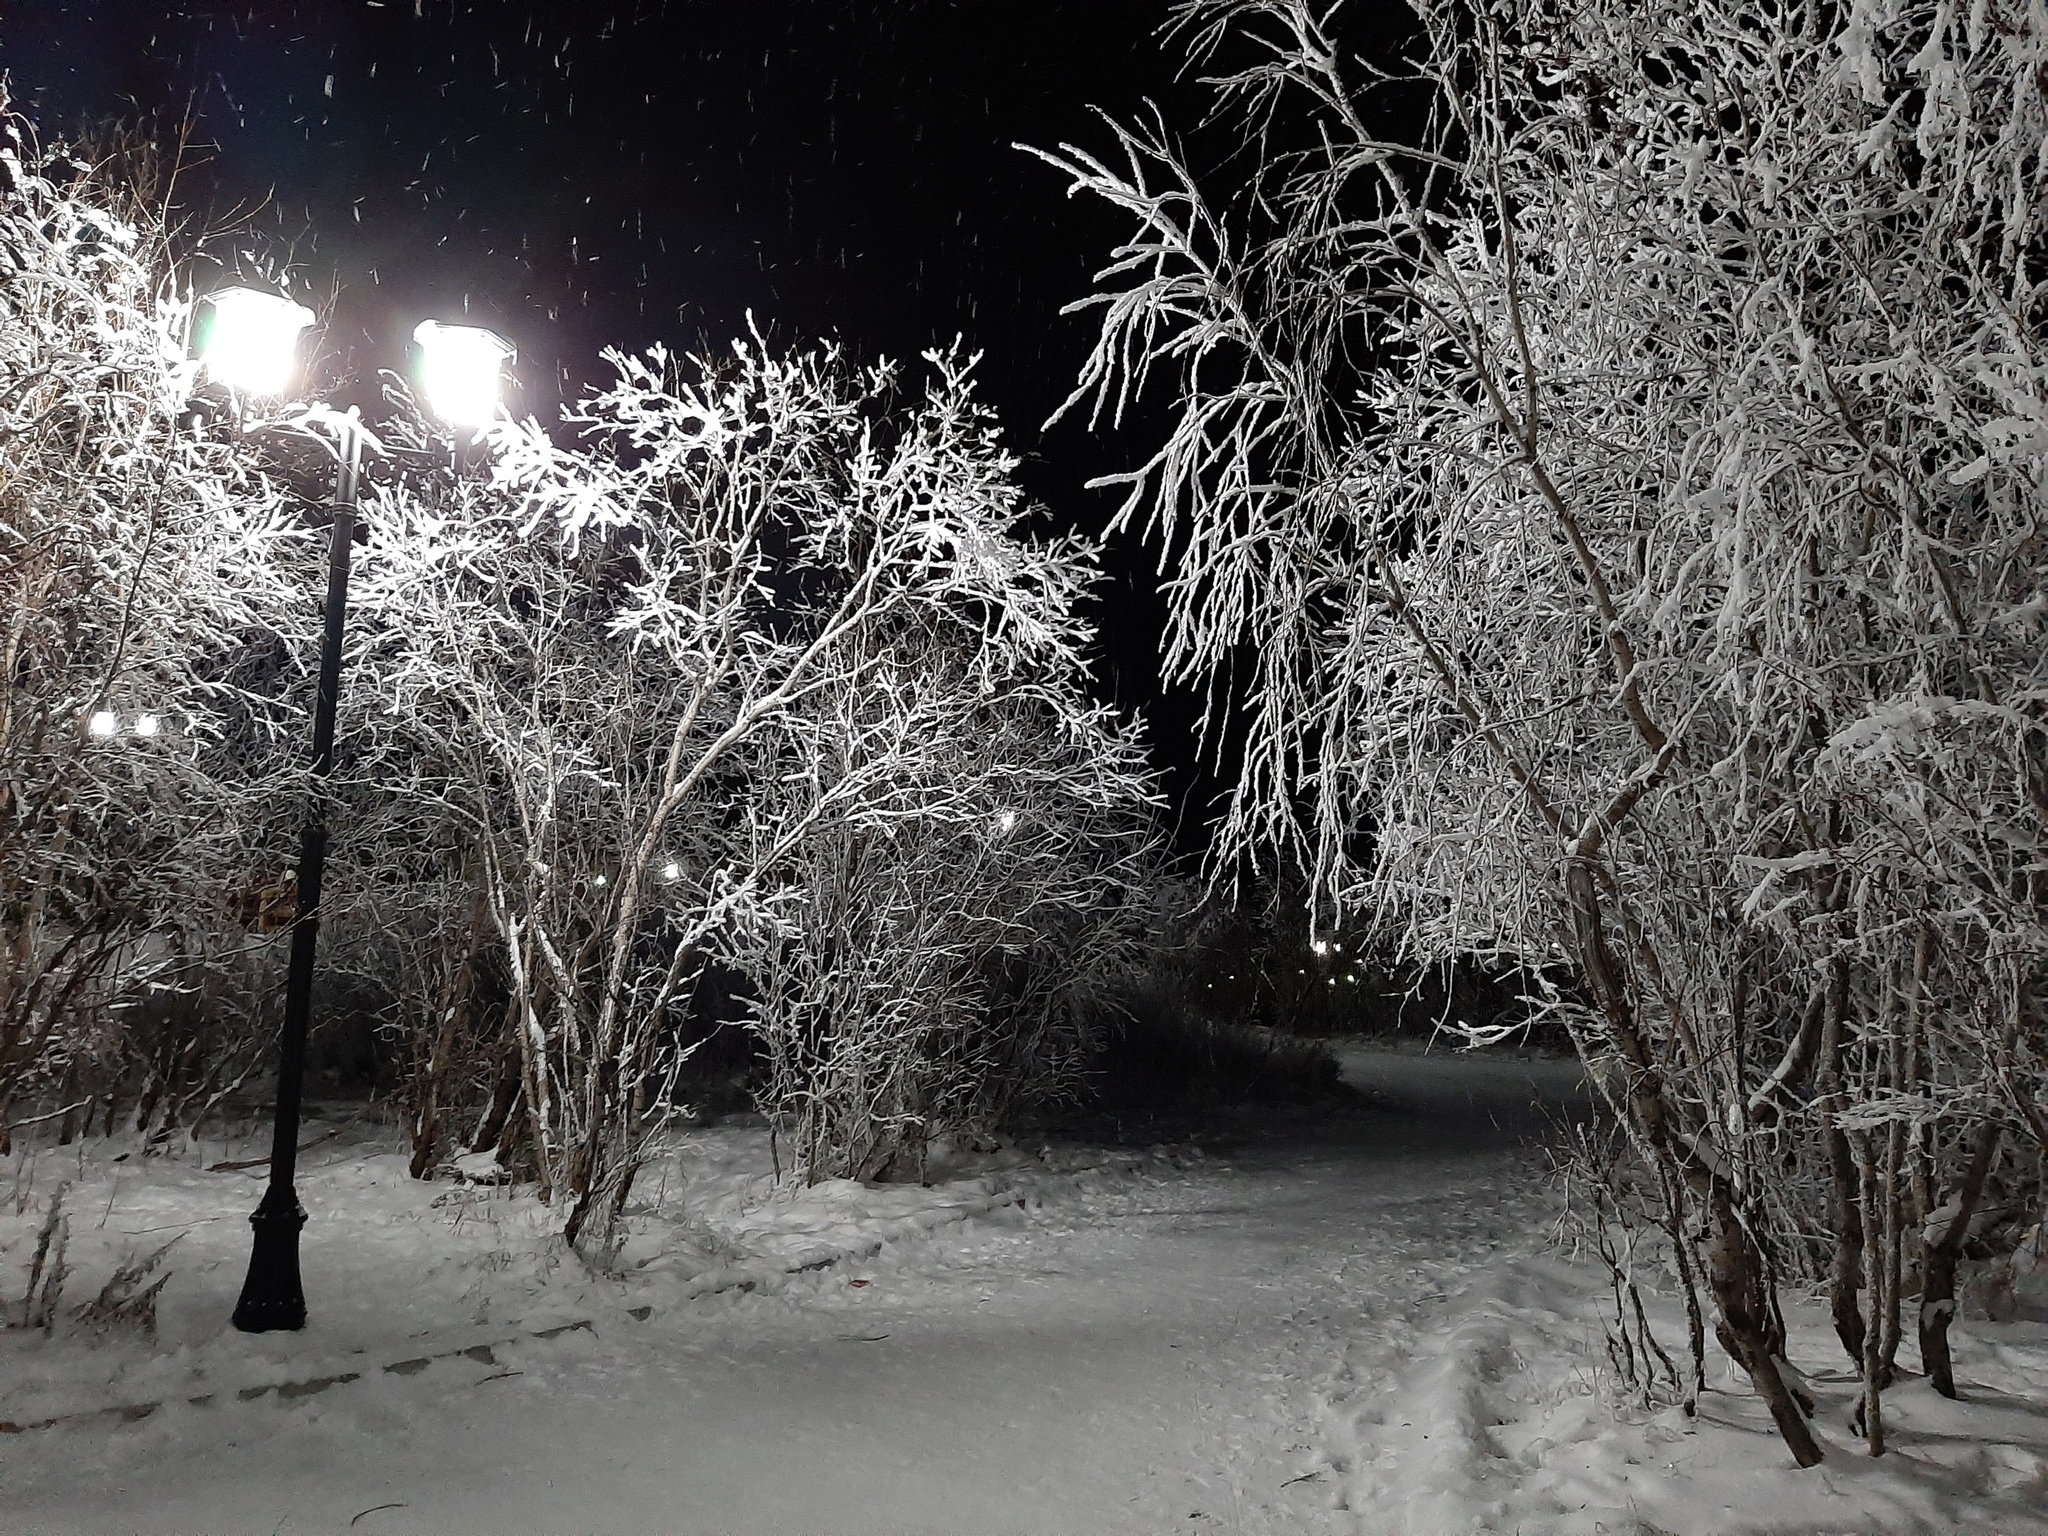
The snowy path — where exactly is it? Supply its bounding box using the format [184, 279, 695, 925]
[6, 1045, 2045, 1535]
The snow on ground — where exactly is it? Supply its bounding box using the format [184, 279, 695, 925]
[1, 1042, 2044, 1535]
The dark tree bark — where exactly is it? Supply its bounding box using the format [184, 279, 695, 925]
[410, 937, 480, 1180]
[470, 1033, 524, 1157]
[1817, 959, 1867, 1369]
[1566, 864, 1824, 1466]
[1920, 1118, 2002, 1400]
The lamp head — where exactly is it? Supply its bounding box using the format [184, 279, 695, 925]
[413, 320, 515, 431]
[194, 287, 315, 397]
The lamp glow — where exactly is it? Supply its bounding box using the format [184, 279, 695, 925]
[659, 861, 682, 883]
[196, 287, 315, 397]
[997, 810, 1017, 833]
[134, 713, 162, 737]
[413, 320, 515, 430]
[88, 710, 118, 737]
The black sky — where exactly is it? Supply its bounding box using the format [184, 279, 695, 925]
[2, 0, 1414, 851]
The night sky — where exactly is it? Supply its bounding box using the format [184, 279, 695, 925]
[2, 1, 1413, 848]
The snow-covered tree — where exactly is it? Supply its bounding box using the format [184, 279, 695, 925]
[1036, 0, 2048, 1463]
[741, 609, 1159, 1185]
[0, 98, 308, 1141]
[352, 336, 1157, 1240]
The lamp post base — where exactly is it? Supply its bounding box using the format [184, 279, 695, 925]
[231, 1187, 307, 1333]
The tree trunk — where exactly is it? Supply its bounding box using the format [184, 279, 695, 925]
[1564, 863, 1823, 1466]
[1702, 1181, 1825, 1466]
[1816, 960, 1867, 1369]
[1660, 1159, 1707, 1412]
[1920, 1117, 2002, 1399]
[562, 1053, 614, 1247]
[1878, 973, 1907, 1385]
[1905, 929, 1932, 1255]
[1854, 1128, 1887, 1454]
[55, 1064, 78, 1146]
[410, 935, 479, 1180]
[1879, 1112, 1906, 1382]
[471, 1033, 524, 1155]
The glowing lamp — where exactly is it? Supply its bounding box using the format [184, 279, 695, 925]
[413, 320, 515, 430]
[134, 713, 162, 737]
[997, 810, 1017, 833]
[87, 710, 118, 737]
[195, 287, 315, 397]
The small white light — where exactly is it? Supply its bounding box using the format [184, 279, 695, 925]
[997, 810, 1017, 833]
[414, 319, 515, 430]
[659, 861, 682, 883]
[593, 872, 609, 888]
[1310, 938, 1330, 957]
[134, 713, 162, 737]
[88, 709, 119, 737]
[195, 287, 315, 397]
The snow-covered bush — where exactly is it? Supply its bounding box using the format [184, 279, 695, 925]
[744, 611, 1159, 1183]
[0, 95, 308, 1142]
[352, 337, 1158, 1236]
[1038, 0, 2048, 1464]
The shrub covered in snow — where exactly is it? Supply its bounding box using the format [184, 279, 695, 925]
[743, 608, 1160, 1183]
[342, 336, 1160, 1230]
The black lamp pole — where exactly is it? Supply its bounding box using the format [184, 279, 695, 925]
[233, 411, 365, 1334]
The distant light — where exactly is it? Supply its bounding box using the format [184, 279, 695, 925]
[1310, 938, 1330, 957]
[593, 873, 609, 888]
[659, 861, 682, 883]
[414, 319, 515, 430]
[88, 710, 119, 738]
[134, 713, 162, 738]
[997, 810, 1018, 834]
[195, 287, 314, 397]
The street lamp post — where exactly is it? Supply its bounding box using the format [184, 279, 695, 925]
[192, 289, 515, 1332]
[233, 407, 364, 1332]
